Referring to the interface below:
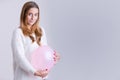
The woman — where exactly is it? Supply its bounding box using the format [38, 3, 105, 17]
[11, 1, 60, 80]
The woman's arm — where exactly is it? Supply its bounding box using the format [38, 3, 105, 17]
[11, 29, 36, 75]
[41, 27, 60, 64]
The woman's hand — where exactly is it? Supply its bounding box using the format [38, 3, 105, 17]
[34, 69, 48, 78]
[53, 51, 60, 64]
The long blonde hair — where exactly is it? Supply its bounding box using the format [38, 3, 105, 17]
[20, 1, 42, 45]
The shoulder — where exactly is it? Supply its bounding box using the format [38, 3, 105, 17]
[40, 26, 44, 30]
[11, 27, 25, 44]
[13, 27, 23, 35]
[40, 26, 46, 33]
[12, 27, 24, 38]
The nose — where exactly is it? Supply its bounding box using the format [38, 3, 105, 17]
[31, 15, 34, 20]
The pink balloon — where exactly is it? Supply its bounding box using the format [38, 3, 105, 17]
[30, 45, 55, 71]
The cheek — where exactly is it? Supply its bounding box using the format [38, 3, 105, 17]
[25, 17, 30, 23]
[27, 16, 32, 21]
[34, 16, 38, 20]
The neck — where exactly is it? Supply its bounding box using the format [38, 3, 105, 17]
[27, 25, 32, 30]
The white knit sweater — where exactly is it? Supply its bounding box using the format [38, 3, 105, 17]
[11, 27, 48, 80]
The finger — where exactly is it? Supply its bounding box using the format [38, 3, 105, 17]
[53, 58, 56, 61]
[53, 50, 56, 55]
[45, 69, 48, 71]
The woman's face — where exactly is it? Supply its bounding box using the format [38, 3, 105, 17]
[26, 7, 39, 27]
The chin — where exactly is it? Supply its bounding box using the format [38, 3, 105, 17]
[29, 23, 35, 26]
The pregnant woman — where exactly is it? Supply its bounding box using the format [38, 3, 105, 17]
[11, 1, 60, 80]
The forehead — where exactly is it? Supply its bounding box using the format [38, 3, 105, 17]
[28, 7, 39, 13]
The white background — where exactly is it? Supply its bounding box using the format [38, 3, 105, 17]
[0, 0, 120, 80]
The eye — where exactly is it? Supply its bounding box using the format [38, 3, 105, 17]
[34, 13, 38, 16]
[28, 13, 33, 16]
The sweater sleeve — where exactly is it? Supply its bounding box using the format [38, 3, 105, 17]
[11, 28, 36, 75]
[41, 27, 48, 46]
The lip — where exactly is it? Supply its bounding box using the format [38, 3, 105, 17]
[29, 20, 35, 23]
